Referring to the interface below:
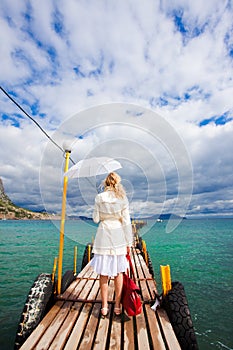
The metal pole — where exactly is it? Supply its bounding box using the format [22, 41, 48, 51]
[52, 257, 58, 284]
[73, 246, 78, 275]
[160, 265, 172, 296]
[57, 150, 71, 294]
[88, 244, 91, 262]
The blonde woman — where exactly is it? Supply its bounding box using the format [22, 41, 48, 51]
[91, 172, 133, 318]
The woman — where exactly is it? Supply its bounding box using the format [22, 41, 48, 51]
[91, 172, 133, 318]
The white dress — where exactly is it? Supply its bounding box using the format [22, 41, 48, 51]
[90, 190, 133, 277]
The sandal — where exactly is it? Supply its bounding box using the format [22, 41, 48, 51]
[114, 307, 121, 316]
[100, 307, 109, 319]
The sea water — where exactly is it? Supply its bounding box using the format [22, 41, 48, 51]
[0, 218, 232, 350]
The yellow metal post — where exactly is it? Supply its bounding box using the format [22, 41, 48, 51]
[73, 246, 77, 275]
[87, 244, 91, 262]
[142, 240, 148, 266]
[57, 150, 71, 295]
[160, 265, 172, 296]
[51, 257, 58, 284]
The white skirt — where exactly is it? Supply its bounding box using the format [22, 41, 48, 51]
[90, 254, 129, 277]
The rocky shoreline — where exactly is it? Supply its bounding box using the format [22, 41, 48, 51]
[0, 178, 61, 221]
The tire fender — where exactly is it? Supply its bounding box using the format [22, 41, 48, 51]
[14, 273, 53, 349]
[61, 270, 76, 294]
[162, 281, 199, 350]
[81, 243, 93, 270]
[147, 252, 155, 278]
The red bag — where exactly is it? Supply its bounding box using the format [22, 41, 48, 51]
[121, 254, 142, 316]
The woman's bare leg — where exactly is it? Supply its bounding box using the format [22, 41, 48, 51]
[114, 272, 123, 310]
[100, 275, 108, 313]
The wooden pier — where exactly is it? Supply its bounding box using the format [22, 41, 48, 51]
[19, 247, 181, 350]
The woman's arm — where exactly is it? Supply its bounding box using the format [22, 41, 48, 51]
[93, 196, 100, 224]
[121, 199, 133, 246]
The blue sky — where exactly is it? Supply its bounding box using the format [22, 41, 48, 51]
[0, 0, 233, 219]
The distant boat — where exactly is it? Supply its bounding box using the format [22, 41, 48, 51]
[156, 218, 163, 222]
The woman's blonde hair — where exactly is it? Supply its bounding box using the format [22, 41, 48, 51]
[104, 172, 126, 198]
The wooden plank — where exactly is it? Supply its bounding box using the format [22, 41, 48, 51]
[123, 315, 134, 350]
[62, 268, 97, 299]
[71, 273, 97, 299]
[64, 302, 93, 350]
[63, 279, 100, 350]
[60, 263, 94, 299]
[135, 250, 150, 279]
[107, 279, 121, 350]
[121, 251, 150, 348]
[34, 274, 99, 350]
[19, 301, 64, 350]
[145, 278, 174, 349]
[109, 314, 121, 349]
[145, 304, 166, 350]
[109, 318, 121, 350]
[49, 302, 82, 350]
[62, 278, 81, 297]
[130, 249, 139, 285]
[139, 251, 180, 349]
[133, 249, 153, 349]
[93, 279, 115, 350]
[156, 309, 181, 350]
[135, 249, 168, 349]
[135, 310, 150, 350]
[133, 251, 151, 302]
[19, 242, 182, 350]
[78, 289, 102, 348]
[93, 316, 112, 350]
[61, 278, 87, 300]
[77, 261, 93, 278]
[34, 301, 72, 350]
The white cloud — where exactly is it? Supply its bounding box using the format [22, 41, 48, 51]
[0, 0, 233, 218]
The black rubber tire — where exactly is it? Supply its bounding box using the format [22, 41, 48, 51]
[61, 270, 76, 294]
[81, 243, 93, 269]
[147, 252, 155, 278]
[162, 281, 199, 350]
[136, 236, 143, 251]
[14, 273, 53, 349]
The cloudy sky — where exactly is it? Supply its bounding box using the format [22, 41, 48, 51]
[0, 0, 233, 220]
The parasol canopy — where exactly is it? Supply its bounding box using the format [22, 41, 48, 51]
[64, 157, 122, 178]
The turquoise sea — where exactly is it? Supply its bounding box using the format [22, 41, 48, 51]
[0, 218, 232, 350]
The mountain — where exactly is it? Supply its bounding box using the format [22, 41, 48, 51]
[0, 178, 57, 220]
[157, 213, 186, 220]
[138, 213, 186, 220]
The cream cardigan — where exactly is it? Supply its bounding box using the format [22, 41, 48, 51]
[92, 190, 133, 255]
